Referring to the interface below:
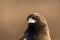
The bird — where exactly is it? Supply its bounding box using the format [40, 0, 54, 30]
[24, 13, 51, 40]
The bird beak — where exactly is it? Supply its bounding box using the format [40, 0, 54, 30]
[28, 18, 36, 23]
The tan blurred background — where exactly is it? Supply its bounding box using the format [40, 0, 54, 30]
[0, 0, 60, 40]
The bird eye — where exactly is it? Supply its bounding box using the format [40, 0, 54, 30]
[34, 16, 39, 20]
[31, 16, 40, 23]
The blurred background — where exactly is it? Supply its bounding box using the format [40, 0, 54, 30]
[0, 0, 60, 40]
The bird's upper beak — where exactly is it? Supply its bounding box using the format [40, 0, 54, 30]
[28, 18, 36, 23]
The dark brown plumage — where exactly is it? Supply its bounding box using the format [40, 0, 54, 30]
[24, 13, 51, 40]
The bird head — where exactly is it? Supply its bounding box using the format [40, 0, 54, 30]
[27, 13, 40, 24]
